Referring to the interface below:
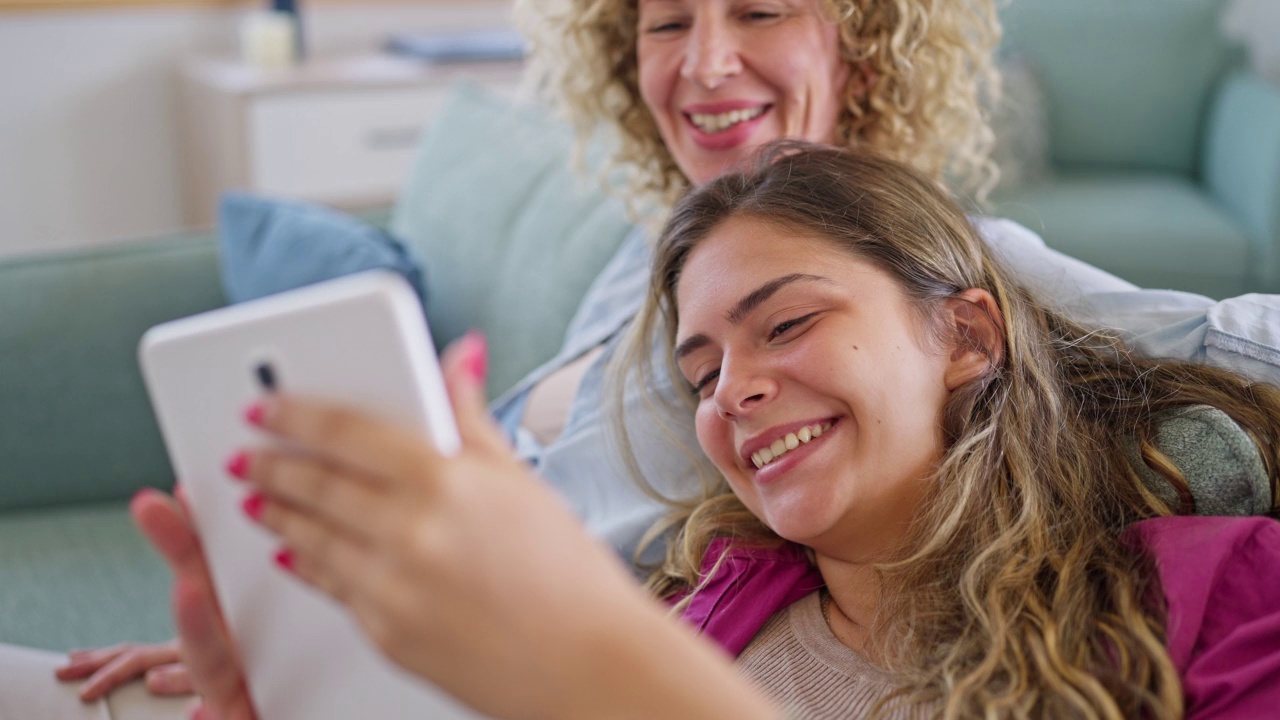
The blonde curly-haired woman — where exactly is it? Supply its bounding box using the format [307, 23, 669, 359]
[517, 0, 1003, 212]
[19, 0, 1279, 717]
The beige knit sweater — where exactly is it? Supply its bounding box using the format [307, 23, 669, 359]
[736, 592, 927, 720]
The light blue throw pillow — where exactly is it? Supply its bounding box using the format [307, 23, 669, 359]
[217, 192, 426, 304]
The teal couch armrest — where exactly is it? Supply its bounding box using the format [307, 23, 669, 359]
[1202, 71, 1280, 292]
[0, 234, 226, 513]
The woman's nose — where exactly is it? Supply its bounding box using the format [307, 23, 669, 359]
[713, 358, 776, 420]
[681, 15, 742, 90]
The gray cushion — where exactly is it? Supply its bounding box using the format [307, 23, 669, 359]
[1127, 405, 1272, 516]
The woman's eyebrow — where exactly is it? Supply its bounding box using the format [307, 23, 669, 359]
[726, 273, 832, 324]
[675, 273, 833, 361]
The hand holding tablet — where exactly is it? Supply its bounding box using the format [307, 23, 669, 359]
[140, 271, 479, 720]
[137, 272, 656, 720]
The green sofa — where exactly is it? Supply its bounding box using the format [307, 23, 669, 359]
[0, 85, 635, 651]
[991, 0, 1280, 299]
[3, 0, 1278, 654]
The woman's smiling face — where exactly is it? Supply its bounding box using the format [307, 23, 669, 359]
[637, 0, 851, 186]
[674, 215, 952, 560]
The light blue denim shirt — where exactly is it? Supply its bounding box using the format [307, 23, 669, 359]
[492, 219, 1280, 564]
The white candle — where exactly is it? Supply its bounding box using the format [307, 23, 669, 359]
[240, 10, 299, 70]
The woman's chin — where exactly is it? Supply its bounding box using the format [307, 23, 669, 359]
[684, 157, 739, 187]
[760, 506, 839, 547]
[680, 141, 770, 186]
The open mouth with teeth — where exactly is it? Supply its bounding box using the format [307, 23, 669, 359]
[750, 420, 834, 469]
[687, 105, 770, 134]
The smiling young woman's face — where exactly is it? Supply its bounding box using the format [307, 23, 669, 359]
[636, 0, 850, 186]
[674, 215, 955, 560]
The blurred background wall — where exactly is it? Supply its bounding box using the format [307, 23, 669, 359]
[0, 1, 511, 258]
[0, 0, 1274, 259]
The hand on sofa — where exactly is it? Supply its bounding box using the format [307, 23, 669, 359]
[131, 488, 257, 720]
[54, 639, 190, 701]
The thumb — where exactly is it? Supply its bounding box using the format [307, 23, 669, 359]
[173, 578, 257, 720]
[131, 489, 207, 584]
[440, 332, 510, 456]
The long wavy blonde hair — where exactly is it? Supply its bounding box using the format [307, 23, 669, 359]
[513, 0, 1001, 220]
[615, 143, 1280, 718]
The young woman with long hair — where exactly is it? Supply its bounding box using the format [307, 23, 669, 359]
[216, 144, 1280, 719]
[615, 141, 1280, 717]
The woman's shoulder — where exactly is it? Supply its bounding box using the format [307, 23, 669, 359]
[1126, 516, 1280, 718]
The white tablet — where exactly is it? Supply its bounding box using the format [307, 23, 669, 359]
[139, 270, 483, 720]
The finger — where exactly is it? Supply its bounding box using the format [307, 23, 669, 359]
[278, 538, 379, 624]
[145, 663, 195, 696]
[131, 489, 210, 589]
[246, 451, 385, 546]
[253, 497, 374, 606]
[78, 644, 182, 701]
[65, 645, 121, 661]
[55, 645, 126, 680]
[173, 578, 255, 720]
[252, 396, 441, 492]
[439, 332, 511, 457]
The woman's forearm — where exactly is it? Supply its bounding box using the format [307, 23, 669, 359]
[564, 593, 782, 720]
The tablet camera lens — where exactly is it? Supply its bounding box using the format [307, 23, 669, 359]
[255, 362, 278, 392]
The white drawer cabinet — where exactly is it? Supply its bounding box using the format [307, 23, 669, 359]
[180, 55, 522, 226]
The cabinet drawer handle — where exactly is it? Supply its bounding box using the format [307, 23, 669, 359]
[365, 126, 422, 151]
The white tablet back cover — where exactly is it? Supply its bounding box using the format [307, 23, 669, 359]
[139, 271, 482, 720]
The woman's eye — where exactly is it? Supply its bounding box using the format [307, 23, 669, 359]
[690, 369, 720, 396]
[769, 312, 818, 340]
[645, 19, 688, 33]
[742, 11, 780, 21]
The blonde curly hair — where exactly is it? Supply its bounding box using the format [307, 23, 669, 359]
[514, 0, 1002, 221]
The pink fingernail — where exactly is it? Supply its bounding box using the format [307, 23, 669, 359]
[225, 451, 250, 480]
[274, 548, 296, 573]
[464, 332, 488, 382]
[242, 493, 265, 521]
[244, 402, 267, 427]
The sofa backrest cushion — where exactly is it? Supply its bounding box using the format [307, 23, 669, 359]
[1001, 0, 1235, 175]
[0, 235, 226, 512]
[391, 83, 635, 398]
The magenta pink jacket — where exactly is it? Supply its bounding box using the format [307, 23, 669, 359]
[677, 516, 1280, 717]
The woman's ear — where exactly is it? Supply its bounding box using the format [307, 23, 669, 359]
[943, 288, 1005, 391]
[853, 61, 878, 100]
